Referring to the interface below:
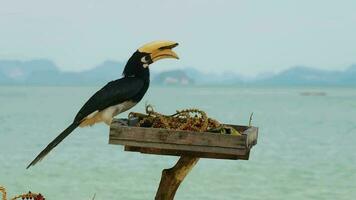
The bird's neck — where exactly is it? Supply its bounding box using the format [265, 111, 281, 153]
[123, 53, 150, 83]
[123, 60, 150, 82]
[137, 69, 150, 83]
[123, 67, 150, 83]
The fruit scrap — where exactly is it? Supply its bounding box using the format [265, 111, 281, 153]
[0, 186, 45, 200]
[11, 191, 45, 200]
[129, 105, 241, 135]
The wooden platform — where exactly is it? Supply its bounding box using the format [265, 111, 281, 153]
[109, 118, 258, 160]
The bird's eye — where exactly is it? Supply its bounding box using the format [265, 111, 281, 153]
[141, 56, 148, 63]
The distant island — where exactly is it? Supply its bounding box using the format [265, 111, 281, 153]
[0, 59, 355, 86]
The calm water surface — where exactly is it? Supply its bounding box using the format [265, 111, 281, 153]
[1, 86, 356, 199]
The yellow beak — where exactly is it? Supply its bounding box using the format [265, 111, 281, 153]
[138, 41, 179, 62]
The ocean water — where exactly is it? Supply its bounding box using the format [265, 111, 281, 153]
[0, 85, 356, 200]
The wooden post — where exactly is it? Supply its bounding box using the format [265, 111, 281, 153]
[155, 156, 199, 200]
[109, 119, 258, 199]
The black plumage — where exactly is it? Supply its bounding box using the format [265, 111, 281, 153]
[74, 77, 146, 122]
[26, 77, 148, 169]
[27, 41, 178, 169]
[27, 52, 150, 169]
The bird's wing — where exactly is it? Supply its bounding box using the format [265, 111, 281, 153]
[27, 77, 144, 169]
[74, 77, 144, 122]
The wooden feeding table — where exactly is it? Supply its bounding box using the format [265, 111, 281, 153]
[109, 118, 258, 200]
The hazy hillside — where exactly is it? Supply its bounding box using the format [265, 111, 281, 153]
[0, 59, 355, 86]
[0, 59, 125, 85]
[256, 65, 356, 86]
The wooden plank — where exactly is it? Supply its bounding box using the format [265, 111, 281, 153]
[110, 123, 248, 149]
[112, 119, 258, 148]
[109, 119, 258, 160]
[110, 139, 248, 155]
[244, 126, 258, 148]
[124, 146, 250, 160]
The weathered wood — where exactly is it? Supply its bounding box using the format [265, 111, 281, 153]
[155, 156, 199, 200]
[109, 118, 259, 199]
[109, 119, 258, 160]
[110, 124, 248, 148]
[244, 126, 258, 148]
[124, 146, 250, 160]
[111, 140, 247, 156]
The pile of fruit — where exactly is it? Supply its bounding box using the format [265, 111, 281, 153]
[128, 105, 241, 135]
[0, 186, 45, 200]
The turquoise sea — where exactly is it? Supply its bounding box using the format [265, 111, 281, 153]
[1, 85, 356, 199]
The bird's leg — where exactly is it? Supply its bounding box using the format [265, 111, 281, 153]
[104, 118, 113, 126]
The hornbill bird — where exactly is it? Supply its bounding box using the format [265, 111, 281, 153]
[27, 41, 179, 169]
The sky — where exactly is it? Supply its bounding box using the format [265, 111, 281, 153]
[1, 0, 356, 76]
